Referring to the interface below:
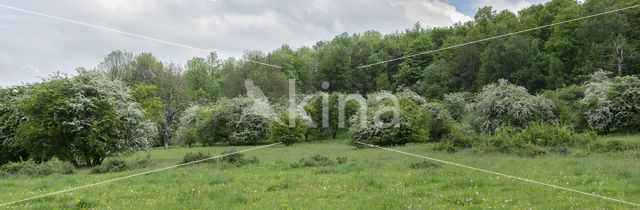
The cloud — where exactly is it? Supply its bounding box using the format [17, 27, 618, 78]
[395, 0, 472, 28]
[472, 0, 534, 13]
[0, 0, 475, 86]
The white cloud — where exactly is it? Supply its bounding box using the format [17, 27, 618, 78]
[0, 0, 471, 86]
[472, 0, 533, 13]
[396, 0, 472, 28]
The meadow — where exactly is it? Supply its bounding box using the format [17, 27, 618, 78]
[1, 136, 639, 209]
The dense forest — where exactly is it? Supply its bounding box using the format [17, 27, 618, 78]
[2, 0, 640, 167]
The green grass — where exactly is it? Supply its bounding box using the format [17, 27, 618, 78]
[1, 138, 640, 209]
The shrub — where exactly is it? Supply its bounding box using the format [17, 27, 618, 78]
[336, 156, 348, 165]
[219, 151, 259, 166]
[0, 160, 74, 177]
[290, 154, 335, 168]
[518, 122, 596, 147]
[349, 91, 430, 147]
[434, 125, 481, 153]
[268, 113, 308, 146]
[516, 144, 548, 157]
[186, 97, 273, 146]
[90, 158, 129, 174]
[442, 92, 472, 121]
[421, 102, 455, 142]
[433, 140, 457, 153]
[589, 140, 640, 153]
[606, 76, 640, 131]
[181, 152, 212, 164]
[469, 79, 555, 134]
[12, 70, 155, 166]
[409, 161, 440, 169]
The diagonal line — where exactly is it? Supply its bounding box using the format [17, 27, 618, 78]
[358, 4, 640, 69]
[0, 3, 282, 69]
[356, 142, 640, 207]
[0, 142, 282, 207]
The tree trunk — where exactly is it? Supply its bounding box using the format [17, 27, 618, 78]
[163, 130, 170, 149]
[618, 62, 623, 77]
[332, 129, 338, 139]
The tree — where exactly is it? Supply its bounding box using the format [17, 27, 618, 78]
[99, 50, 134, 81]
[608, 34, 636, 77]
[394, 31, 435, 89]
[477, 36, 540, 88]
[0, 87, 29, 165]
[304, 92, 359, 139]
[375, 73, 391, 91]
[581, 70, 615, 132]
[155, 64, 190, 149]
[469, 79, 555, 134]
[349, 91, 430, 147]
[185, 53, 223, 103]
[268, 113, 308, 146]
[606, 75, 640, 130]
[417, 59, 454, 100]
[12, 70, 155, 166]
[131, 84, 164, 125]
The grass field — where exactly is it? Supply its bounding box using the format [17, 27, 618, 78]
[1, 137, 640, 209]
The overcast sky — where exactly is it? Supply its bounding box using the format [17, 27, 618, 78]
[0, 0, 549, 87]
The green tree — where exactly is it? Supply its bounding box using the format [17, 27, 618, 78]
[268, 113, 308, 146]
[185, 53, 223, 104]
[14, 70, 155, 166]
[394, 30, 435, 89]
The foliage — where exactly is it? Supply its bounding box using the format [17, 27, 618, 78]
[409, 161, 440, 169]
[5, 70, 155, 166]
[174, 97, 272, 146]
[0, 160, 74, 177]
[131, 84, 164, 125]
[184, 53, 223, 104]
[474, 122, 596, 156]
[442, 92, 471, 122]
[290, 154, 335, 168]
[181, 152, 212, 164]
[469, 79, 555, 134]
[90, 158, 130, 174]
[218, 151, 259, 166]
[606, 75, 640, 130]
[268, 113, 308, 146]
[304, 92, 359, 139]
[349, 91, 430, 147]
[581, 70, 615, 131]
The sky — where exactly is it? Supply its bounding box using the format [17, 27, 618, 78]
[0, 0, 551, 87]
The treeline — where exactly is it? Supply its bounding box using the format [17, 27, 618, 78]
[2, 0, 640, 167]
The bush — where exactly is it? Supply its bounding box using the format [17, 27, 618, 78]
[336, 156, 348, 165]
[518, 122, 596, 147]
[268, 113, 308, 146]
[434, 125, 481, 153]
[219, 151, 259, 166]
[10, 70, 155, 166]
[181, 152, 212, 164]
[516, 144, 548, 157]
[290, 154, 335, 168]
[90, 158, 129, 174]
[471, 123, 595, 156]
[178, 97, 273, 146]
[442, 92, 471, 121]
[469, 79, 555, 134]
[349, 91, 430, 147]
[0, 160, 74, 177]
[409, 161, 440, 169]
[589, 140, 640, 153]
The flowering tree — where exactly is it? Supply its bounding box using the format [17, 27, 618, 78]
[4, 70, 156, 166]
[469, 79, 555, 134]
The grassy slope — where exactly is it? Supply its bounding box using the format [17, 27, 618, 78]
[1, 138, 639, 209]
